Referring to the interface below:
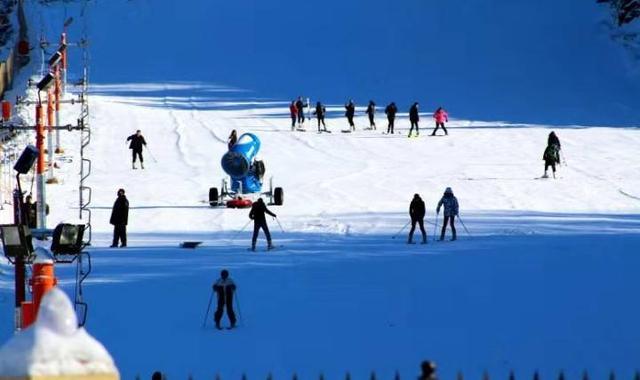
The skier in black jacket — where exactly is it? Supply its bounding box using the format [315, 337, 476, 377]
[408, 102, 420, 137]
[408, 194, 427, 244]
[227, 130, 238, 150]
[249, 198, 276, 251]
[295, 96, 307, 125]
[385, 102, 398, 134]
[345, 99, 356, 131]
[212, 269, 237, 329]
[313, 101, 327, 132]
[365, 100, 376, 130]
[109, 188, 129, 247]
[126, 130, 147, 169]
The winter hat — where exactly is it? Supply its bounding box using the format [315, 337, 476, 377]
[221, 269, 229, 279]
[444, 187, 453, 194]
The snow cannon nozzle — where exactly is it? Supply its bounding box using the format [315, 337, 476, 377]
[221, 133, 261, 178]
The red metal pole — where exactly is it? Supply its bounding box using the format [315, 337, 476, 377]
[36, 104, 44, 175]
[61, 33, 67, 94]
[54, 65, 63, 153]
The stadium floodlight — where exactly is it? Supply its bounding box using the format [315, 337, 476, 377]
[51, 223, 86, 255]
[48, 51, 62, 67]
[0, 224, 34, 259]
[36, 73, 55, 92]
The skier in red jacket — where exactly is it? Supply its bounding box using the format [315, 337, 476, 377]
[431, 107, 449, 136]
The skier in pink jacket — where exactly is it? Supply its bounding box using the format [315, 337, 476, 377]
[431, 107, 449, 136]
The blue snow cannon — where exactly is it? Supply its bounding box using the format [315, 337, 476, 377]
[210, 133, 284, 207]
[221, 133, 262, 193]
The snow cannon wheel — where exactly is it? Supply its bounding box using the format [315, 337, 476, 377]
[274, 187, 284, 206]
[209, 187, 219, 207]
[226, 198, 253, 209]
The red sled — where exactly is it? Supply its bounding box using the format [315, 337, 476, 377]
[226, 198, 253, 208]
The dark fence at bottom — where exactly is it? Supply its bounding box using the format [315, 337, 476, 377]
[135, 369, 640, 380]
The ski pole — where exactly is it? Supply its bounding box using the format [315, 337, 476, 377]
[274, 217, 285, 233]
[202, 290, 213, 328]
[458, 215, 473, 238]
[230, 220, 252, 242]
[391, 220, 411, 239]
[234, 290, 244, 327]
[145, 146, 158, 163]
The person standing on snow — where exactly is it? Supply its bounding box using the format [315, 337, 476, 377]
[249, 198, 277, 251]
[431, 107, 449, 136]
[436, 187, 458, 241]
[227, 130, 238, 150]
[313, 101, 327, 132]
[345, 99, 356, 131]
[109, 188, 129, 248]
[289, 101, 298, 130]
[295, 96, 307, 125]
[408, 102, 420, 137]
[365, 100, 376, 130]
[547, 131, 561, 162]
[385, 102, 398, 134]
[542, 143, 560, 178]
[126, 130, 147, 169]
[212, 269, 237, 330]
[408, 194, 427, 244]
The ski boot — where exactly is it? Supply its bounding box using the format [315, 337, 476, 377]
[132, 162, 137, 170]
[141, 162, 145, 169]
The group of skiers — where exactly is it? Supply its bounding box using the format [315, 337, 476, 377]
[408, 187, 459, 244]
[289, 96, 450, 137]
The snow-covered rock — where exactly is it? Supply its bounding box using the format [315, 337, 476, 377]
[0, 288, 119, 380]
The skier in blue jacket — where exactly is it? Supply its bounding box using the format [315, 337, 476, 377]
[436, 187, 459, 241]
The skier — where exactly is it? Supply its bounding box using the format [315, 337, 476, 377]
[109, 188, 129, 248]
[345, 99, 356, 131]
[542, 143, 560, 179]
[227, 130, 238, 150]
[289, 101, 298, 130]
[22, 195, 49, 229]
[547, 131, 561, 163]
[313, 101, 327, 132]
[126, 130, 147, 169]
[295, 96, 307, 125]
[385, 102, 398, 134]
[249, 197, 276, 251]
[418, 360, 437, 380]
[365, 100, 376, 130]
[408, 102, 420, 137]
[212, 269, 237, 330]
[431, 107, 449, 136]
[436, 187, 458, 241]
[408, 193, 427, 244]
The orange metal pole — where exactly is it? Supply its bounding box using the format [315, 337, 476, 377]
[35, 104, 44, 175]
[54, 65, 63, 153]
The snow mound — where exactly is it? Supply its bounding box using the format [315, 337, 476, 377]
[0, 288, 119, 378]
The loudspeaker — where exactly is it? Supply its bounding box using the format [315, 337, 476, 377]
[13, 145, 38, 174]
